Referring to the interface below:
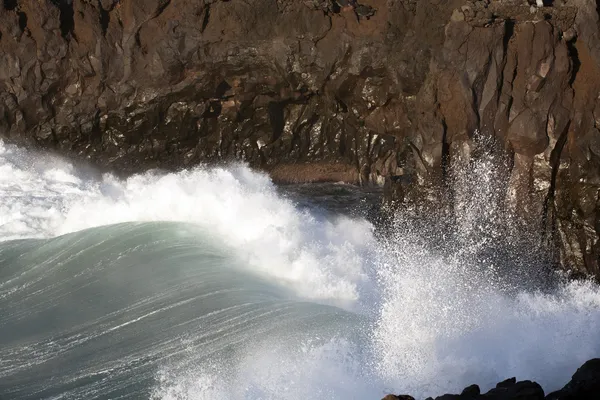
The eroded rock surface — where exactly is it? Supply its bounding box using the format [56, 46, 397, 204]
[0, 0, 598, 278]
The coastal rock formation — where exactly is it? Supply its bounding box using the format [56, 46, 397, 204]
[428, 379, 545, 400]
[0, 0, 598, 278]
[547, 358, 600, 399]
[383, 358, 600, 400]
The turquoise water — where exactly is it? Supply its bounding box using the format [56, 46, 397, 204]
[1, 140, 600, 399]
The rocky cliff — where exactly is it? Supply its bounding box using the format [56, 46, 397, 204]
[0, 0, 598, 278]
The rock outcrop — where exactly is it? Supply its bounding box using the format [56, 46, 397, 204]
[383, 358, 600, 400]
[0, 0, 598, 278]
[547, 358, 600, 399]
[428, 379, 545, 400]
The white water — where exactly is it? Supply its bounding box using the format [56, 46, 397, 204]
[0, 140, 373, 307]
[1, 139, 600, 399]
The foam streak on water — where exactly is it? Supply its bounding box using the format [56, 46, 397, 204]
[0, 140, 599, 399]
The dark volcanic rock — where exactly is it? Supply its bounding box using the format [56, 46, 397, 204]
[381, 395, 415, 400]
[461, 384, 481, 397]
[421, 379, 543, 400]
[383, 359, 600, 400]
[546, 358, 600, 400]
[0, 0, 599, 279]
[434, 379, 544, 400]
[484, 379, 544, 400]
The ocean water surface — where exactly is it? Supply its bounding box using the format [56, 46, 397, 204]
[1, 140, 599, 399]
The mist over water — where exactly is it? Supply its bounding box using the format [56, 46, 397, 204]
[1, 139, 599, 399]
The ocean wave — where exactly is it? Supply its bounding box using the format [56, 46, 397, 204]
[1, 140, 600, 399]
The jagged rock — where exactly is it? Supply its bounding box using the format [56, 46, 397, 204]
[461, 384, 481, 397]
[381, 395, 415, 400]
[546, 358, 600, 400]
[484, 379, 544, 400]
[384, 359, 600, 400]
[430, 380, 544, 400]
[0, 0, 598, 279]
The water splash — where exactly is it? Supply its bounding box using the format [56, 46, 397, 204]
[0, 139, 599, 399]
[0, 140, 374, 308]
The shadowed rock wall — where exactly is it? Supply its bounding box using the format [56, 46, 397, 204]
[0, 0, 598, 277]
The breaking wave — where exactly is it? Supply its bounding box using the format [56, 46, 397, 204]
[0, 140, 599, 399]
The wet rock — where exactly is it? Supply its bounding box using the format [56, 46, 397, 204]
[383, 359, 600, 400]
[424, 378, 543, 400]
[484, 379, 544, 400]
[461, 384, 481, 397]
[507, 108, 548, 156]
[381, 395, 415, 400]
[546, 358, 600, 400]
[414, 379, 544, 400]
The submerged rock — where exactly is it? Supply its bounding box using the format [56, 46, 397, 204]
[0, 0, 598, 279]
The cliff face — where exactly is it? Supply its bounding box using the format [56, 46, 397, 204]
[0, 0, 598, 278]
